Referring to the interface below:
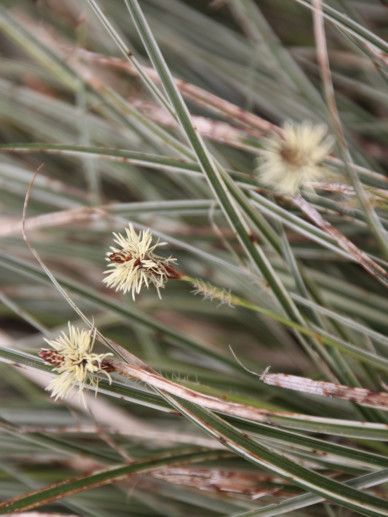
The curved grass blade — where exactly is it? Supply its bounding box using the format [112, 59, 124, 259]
[0, 449, 226, 513]
[161, 394, 388, 517]
[2, 346, 388, 441]
[119, 0, 351, 379]
[0, 251, 240, 372]
[2, 251, 388, 373]
[235, 469, 388, 516]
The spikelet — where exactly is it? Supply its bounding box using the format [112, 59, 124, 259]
[191, 279, 234, 307]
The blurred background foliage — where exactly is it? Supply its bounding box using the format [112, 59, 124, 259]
[0, 0, 387, 515]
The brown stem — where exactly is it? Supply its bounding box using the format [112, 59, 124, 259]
[102, 358, 306, 425]
[261, 372, 388, 410]
[293, 194, 388, 288]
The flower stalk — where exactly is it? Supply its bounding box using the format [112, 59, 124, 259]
[292, 194, 388, 288]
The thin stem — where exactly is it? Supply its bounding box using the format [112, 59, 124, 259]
[181, 276, 388, 372]
[293, 194, 388, 287]
[312, 0, 388, 259]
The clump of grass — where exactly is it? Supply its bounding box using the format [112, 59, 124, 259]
[0, 1, 388, 515]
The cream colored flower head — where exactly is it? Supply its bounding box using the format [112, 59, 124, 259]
[40, 323, 112, 404]
[103, 225, 178, 300]
[257, 121, 334, 196]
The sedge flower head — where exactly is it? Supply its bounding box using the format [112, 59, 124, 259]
[103, 225, 178, 300]
[40, 323, 112, 403]
[257, 121, 334, 196]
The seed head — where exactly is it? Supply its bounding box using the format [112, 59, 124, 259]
[257, 122, 334, 195]
[103, 225, 178, 300]
[191, 279, 234, 307]
[40, 323, 112, 404]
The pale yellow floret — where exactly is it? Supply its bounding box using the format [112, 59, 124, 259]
[44, 323, 112, 404]
[257, 121, 334, 196]
[103, 225, 177, 300]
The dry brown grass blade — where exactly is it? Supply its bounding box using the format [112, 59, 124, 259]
[131, 98, 256, 150]
[97, 357, 341, 426]
[152, 467, 283, 499]
[312, 0, 388, 260]
[293, 194, 388, 287]
[77, 48, 278, 136]
[261, 371, 388, 410]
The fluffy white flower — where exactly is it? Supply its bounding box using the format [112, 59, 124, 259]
[257, 121, 334, 195]
[103, 225, 178, 300]
[40, 324, 112, 403]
